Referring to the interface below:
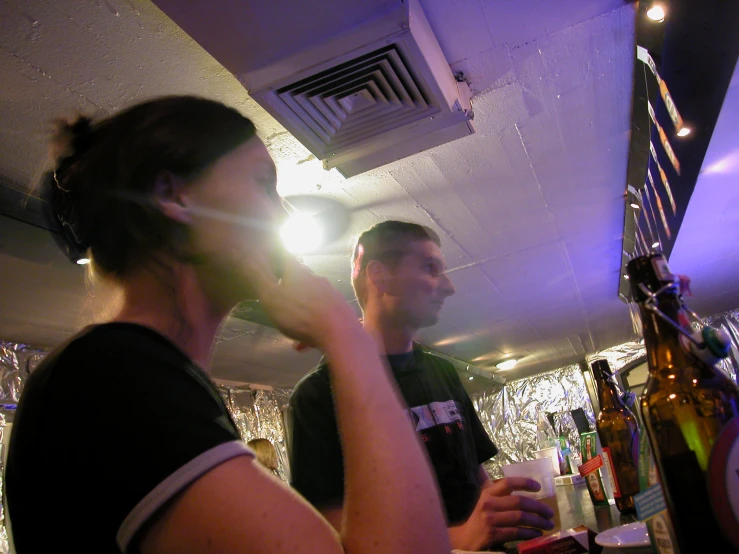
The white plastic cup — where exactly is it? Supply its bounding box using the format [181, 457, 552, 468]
[534, 447, 560, 476]
[502, 458, 560, 534]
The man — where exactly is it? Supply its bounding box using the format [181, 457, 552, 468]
[289, 221, 554, 550]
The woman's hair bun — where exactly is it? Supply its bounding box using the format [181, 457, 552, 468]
[50, 116, 94, 168]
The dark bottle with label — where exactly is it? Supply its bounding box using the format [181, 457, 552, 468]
[627, 252, 739, 552]
[592, 359, 640, 514]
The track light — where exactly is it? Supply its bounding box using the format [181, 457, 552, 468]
[647, 5, 665, 22]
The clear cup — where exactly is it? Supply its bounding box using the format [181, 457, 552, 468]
[502, 457, 561, 535]
[534, 446, 560, 476]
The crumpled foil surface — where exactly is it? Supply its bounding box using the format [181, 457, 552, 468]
[0, 342, 45, 406]
[699, 309, 739, 384]
[585, 339, 646, 372]
[0, 341, 43, 554]
[219, 386, 292, 482]
[471, 364, 595, 479]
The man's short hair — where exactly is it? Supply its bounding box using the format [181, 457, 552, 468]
[351, 221, 441, 310]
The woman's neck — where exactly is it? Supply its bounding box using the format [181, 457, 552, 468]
[111, 263, 228, 369]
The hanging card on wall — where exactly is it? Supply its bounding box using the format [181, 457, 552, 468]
[646, 170, 671, 239]
[637, 45, 686, 133]
[649, 143, 677, 215]
[638, 189, 658, 246]
[647, 102, 681, 175]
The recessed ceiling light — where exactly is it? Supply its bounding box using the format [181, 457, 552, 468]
[623, 274, 630, 280]
[496, 359, 518, 371]
[647, 5, 665, 22]
[651, 241, 660, 249]
[468, 376, 474, 381]
[76, 258, 90, 265]
[677, 127, 691, 137]
[630, 203, 640, 209]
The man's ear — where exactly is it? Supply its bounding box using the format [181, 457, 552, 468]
[366, 260, 388, 294]
[154, 171, 192, 224]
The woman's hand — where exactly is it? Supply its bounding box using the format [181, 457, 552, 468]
[245, 252, 360, 350]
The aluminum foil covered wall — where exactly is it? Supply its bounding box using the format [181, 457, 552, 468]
[219, 386, 292, 482]
[0, 341, 45, 554]
[0, 341, 46, 406]
[585, 339, 645, 372]
[471, 364, 595, 479]
[703, 309, 739, 384]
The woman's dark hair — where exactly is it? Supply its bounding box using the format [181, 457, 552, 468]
[47, 95, 257, 277]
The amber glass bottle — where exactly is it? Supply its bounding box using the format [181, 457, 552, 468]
[627, 253, 739, 553]
[592, 359, 640, 514]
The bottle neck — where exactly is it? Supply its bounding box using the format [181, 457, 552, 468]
[637, 291, 692, 375]
[596, 370, 621, 410]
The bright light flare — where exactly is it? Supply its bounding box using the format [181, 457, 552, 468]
[677, 127, 691, 137]
[496, 359, 518, 371]
[76, 258, 90, 265]
[647, 5, 665, 22]
[280, 213, 323, 254]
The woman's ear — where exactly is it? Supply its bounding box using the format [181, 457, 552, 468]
[154, 171, 192, 224]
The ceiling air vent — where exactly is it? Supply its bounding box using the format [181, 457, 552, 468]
[240, 0, 474, 177]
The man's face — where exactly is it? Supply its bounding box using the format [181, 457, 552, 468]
[381, 240, 456, 329]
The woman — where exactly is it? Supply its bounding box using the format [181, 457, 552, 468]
[4, 96, 450, 554]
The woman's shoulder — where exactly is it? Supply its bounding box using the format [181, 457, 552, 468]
[36, 322, 188, 383]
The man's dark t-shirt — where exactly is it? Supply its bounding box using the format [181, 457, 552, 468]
[5, 323, 254, 553]
[288, 346, 497, 524]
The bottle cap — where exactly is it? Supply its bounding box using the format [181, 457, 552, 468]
[687, 327, 731, 365]
[702, 326, 731, 359]
[626, 253, 677, 301]
[591, 359, 613, 376]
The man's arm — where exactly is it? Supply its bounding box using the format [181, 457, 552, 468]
[323, 470, 556, 552]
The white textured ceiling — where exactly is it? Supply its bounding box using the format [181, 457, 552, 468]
[0, 0, 687, 388]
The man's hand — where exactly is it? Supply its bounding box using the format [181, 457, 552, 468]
[448, 477, 555, 551]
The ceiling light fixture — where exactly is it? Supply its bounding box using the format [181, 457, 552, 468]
[280, 213, 323, 254]
[468, 376, 474, 381]
[651, 241, 660, 249]
[677, 127, 691, 137]
[630, 202, 640, 209]
[496, 359, 518, 371]
[76, 258, 90, 265]
[623, 274, 630, 280]
[647, 5, 665, 22]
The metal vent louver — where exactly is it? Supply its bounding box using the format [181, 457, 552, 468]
[241, 0, 474, 177]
